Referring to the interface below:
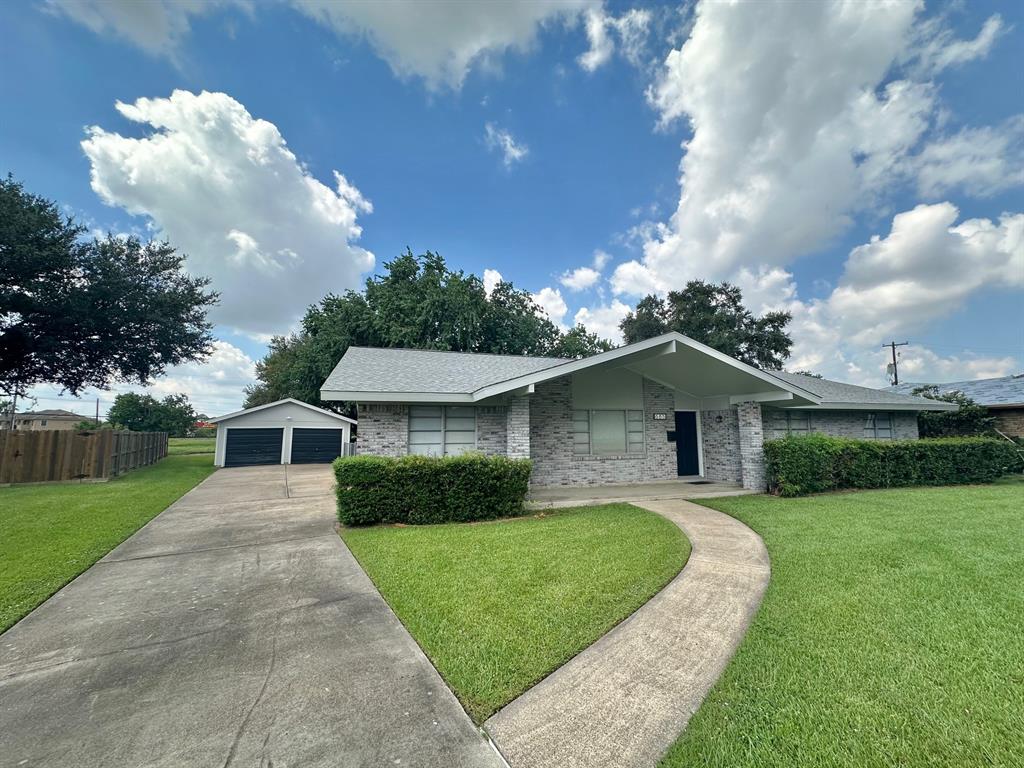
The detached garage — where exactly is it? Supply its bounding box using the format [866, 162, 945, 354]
[210, 399, 355, 468]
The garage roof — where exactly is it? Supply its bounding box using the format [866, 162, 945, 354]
[211, 398, 356, 424]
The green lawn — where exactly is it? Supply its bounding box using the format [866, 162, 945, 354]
[662, 477, 1024, 768]
[0, 454, 215, 633]
[341, 503, 689, 722]
[168, 436, 216, 455]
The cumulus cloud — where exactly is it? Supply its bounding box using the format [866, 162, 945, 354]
[578, 6, 651, 72]
[532, 286, 569, 329]
[734, 204, 1023, 384]
[560, 266, 601, 291]
[573, 300, 630, 344]
[484, 122, 529, 168]
[483, 268, 503, 296]
[51, 0, 594, 89]
[81, 90, 374, 337]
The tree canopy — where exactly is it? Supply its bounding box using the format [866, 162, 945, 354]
[244, 250, 612, 410]
[107, 392, 198, 437]
[619, 281, 793, 370]
[0, 176, 218, 399]
[912, 386, 994, 438]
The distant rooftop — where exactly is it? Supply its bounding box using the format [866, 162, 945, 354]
[772, 371, 944, 408]
[15, 409, 86, 419]
[887, 374, 1024, 407]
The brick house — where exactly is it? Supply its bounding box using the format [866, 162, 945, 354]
[321, 332, 955, 491]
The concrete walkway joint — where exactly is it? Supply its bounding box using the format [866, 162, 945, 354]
[485, 498, 770, 768]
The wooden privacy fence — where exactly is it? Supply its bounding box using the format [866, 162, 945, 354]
[0, 430, 168, 484]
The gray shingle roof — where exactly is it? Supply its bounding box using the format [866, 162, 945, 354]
[322, 347, 570, 395]
[887, 374, 1024, 406]
[772, 371, 945, 408]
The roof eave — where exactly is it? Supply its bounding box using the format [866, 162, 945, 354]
[787, 401, 959, 412]
[320, 390, 474, 404]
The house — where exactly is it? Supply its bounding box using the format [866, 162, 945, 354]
[888, 374, 1024, 438]
[320, 332, 955, 491]
[209, 398, 355, 467]
[3, 409, 88, 431]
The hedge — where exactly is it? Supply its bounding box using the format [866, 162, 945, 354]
[765, 435, 1021, 497]
[333, 453, 533, 526]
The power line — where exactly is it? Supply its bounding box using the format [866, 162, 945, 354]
[883, 341, 909, 385]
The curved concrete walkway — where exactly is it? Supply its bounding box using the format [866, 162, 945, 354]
[485, 498, 770, 768]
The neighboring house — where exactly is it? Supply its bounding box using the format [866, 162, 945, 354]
[3, 409, 88, 431]
[320, 332, 955, 491]
[888, 374, 1024, 438]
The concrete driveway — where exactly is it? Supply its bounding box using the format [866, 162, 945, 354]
[0, 464, 504, 768]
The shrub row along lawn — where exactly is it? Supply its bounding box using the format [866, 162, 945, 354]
[341, 503, 689, 722]
[662, 476, 1024, 768]
[168, 436, 216, 455]
[0, 454, 215, 633]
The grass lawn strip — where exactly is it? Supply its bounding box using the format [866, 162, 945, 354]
[341, 503, 689, 723]
[0, 454, 215, 633]
[662, 476, 1024, 768]
[168, 436, 216, 455]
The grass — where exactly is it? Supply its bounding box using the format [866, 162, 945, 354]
[341, 503, 689, 722]
[168, 436, 216, 455]
[662, 476, 1024, 768]
[0, 454, 215, 633]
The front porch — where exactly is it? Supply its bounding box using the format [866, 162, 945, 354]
[526, 477, 753, 509]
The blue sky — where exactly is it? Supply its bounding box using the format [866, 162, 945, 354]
[2, 0, 1021, 416]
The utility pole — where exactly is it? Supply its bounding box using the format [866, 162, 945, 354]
[95, 397, 101, 428]
[883, 341, 909, 385]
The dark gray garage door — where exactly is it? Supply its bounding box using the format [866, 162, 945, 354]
[291, 428, 344, 464]
[224, 428, 283, 467]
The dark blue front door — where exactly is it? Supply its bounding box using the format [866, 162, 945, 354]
[674, 411, 699, 476]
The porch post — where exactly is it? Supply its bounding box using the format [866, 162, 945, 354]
[736, 401, 766, 491]
[506, 395, 531, 459]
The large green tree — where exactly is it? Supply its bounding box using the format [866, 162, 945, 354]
[107, 392, 198, 437]
[244, 250, 612, 409]
[619, 281, 793, 370]
[0, 176, 218, 400]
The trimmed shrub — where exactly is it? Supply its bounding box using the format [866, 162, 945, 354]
[765, 435, 1021, 497]
[333, 453, 533, 526]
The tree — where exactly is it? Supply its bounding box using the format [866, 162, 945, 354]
[0, 176, 218, 400]
[619, 281, 793, 369]
[244, 251, 612, 410]
[107, 392, 198, 436]
[912, 386, 993, 438]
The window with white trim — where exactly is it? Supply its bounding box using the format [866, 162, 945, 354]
[572, 409, 644, 455]
[769, 410, 812, 438]
[408, 405, 477, 456]
[864, 411, 894, 440]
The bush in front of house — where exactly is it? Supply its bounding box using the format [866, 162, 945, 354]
[333, 453, 533, 526]
[765, 434, 1021, 497]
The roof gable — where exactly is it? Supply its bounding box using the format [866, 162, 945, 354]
[211, 398, 356, 424]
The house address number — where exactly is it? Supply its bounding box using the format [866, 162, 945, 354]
[653, 413, 668, 420]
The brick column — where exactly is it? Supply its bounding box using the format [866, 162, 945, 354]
[506, 396, 530, 459]
[737, 401, 766, 491]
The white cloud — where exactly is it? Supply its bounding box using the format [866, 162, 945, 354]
[44, 0, 238, 57]
[483, 268, 503, 297]
[484, 122, 529, 168]
[734, 204, 1023, 384]
[573, 299, 630, 343]
[532, 286, 568, 329]
[27, 339, 258, 419]
[560, 266, 601, 291]
[81, 90, 374, 337]
[913, 117, 1024, 198]
[592, 249, 611, 270]
[908, 13, 1006, 75]
[578, 6, 653, 72]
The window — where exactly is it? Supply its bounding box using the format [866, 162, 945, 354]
[572, 409, 644, 455]
[864, 412, 894, 440]
[769, 410, 811, 438]
[408, 405, 476, 456]
[40, 420, 47, 426]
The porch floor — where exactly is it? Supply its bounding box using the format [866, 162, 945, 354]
[526, 477, 753, 509]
